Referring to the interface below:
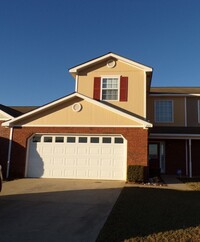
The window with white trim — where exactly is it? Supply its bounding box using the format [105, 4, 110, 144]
[155, 100, 173, 122]
[101, 77, 119, 100]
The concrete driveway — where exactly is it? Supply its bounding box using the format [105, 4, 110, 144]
[0, 179, 124, 242]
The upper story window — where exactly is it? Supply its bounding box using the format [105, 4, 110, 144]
[93, 76, 128, 102]
[102, 77, 119, 100]
[155, 100, 173, 123]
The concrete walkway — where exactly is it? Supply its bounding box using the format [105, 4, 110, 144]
[161, 175, 193, 191]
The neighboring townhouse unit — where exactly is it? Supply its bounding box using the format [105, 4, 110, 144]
[0, 53, 199, 180]
[147, 87, 200, 177]
[0, 105, 38, 178]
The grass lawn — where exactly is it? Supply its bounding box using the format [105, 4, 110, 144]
[180, 178, 200, 191]
[96, 186, 200, 242]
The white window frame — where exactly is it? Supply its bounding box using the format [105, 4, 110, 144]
[101, 76, 120, 101]
[154, 100, 174, 123]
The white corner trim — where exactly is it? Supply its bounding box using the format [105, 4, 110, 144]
[75, 75, 78, 92]
[144, 73, 146, 118]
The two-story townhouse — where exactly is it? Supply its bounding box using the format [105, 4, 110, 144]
[147, 87, 200, 177]
[1, 53, 200, 180]
[0, 53, 153, 180]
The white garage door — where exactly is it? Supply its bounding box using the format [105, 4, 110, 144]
[26, 134, 127, 180]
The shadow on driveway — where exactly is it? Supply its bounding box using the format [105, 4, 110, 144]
[0, 179, 124, 242]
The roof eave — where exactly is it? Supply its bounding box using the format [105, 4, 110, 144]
[2, 92, 153, 128]
[69, 52, 153, 74]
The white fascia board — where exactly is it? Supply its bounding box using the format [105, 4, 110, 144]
[2, 92, 152, 128]
[149, 133, 200, 139]
[111, 53, 152, 72]
[2, 93, 78, 127]
[17, 124, 145, 128]
[150, 94, 200, 97]
[69, 53, 152, 73]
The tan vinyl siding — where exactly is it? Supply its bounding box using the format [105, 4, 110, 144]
[15, 98, 142, 126]
[147, 96, 185, 126]
[77, 59, 145, 118]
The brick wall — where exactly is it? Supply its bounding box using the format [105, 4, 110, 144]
[9, 127, 148, 178]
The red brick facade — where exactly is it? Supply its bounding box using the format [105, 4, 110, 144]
[6, 126, 148, 178]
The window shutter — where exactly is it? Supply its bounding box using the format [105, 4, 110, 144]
[93, 77, 101, 100]
[120, 76, 128, 101]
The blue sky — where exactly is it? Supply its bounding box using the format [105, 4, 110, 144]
[1, 0, 200, 105]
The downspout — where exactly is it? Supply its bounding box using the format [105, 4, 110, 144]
[6, 126, 13, 179]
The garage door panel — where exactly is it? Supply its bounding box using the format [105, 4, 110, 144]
[27, 134, 126, 180]
[65, 158, 76, 166]
[88, 158, 99, 166]
[100, 170, 112, 179]
[101, 147, 113, 154]
[77, 147, 88, 154]
[65, 147, 77, 154]
[53, 157, 65, 165]
[88, 170, 99, 178]
[76, 158, 88, 166]
[54, 146, 65, 154]
[89, 147, 100, 154]
[76, 170, 88, 177]
[100, 159, 112, 166]
[113, 147, 124, 155]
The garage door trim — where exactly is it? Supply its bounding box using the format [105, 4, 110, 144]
[26, 133, 127, 180]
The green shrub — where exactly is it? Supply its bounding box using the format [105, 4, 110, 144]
[127, 165, 144, 182]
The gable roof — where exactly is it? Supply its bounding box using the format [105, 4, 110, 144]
[0, 104, 38, 118]
[151, 87, 200, 95]
[69, 52, 153, 74]
[0, 104, 39, 121]
[2, 93, 152, 128]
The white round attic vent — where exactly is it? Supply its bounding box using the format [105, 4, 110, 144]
[107, 59, 116, 68]
[72, 103, 82, 112]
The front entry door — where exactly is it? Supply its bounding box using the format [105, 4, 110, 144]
[148, 142, 165, 176]
[149, 143, 160, 170]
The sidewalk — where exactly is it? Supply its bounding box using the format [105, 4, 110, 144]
[161, 175, 193, 191]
